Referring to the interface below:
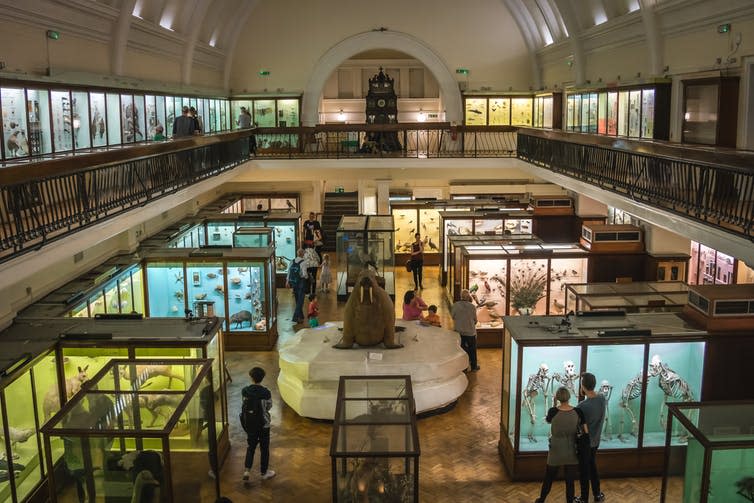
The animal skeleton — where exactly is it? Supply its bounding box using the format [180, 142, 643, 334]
[618, 372, 644, 442]
[649, 355, 694, 441]
[522, 363, 551, 442]
[598, 380, 614, 441]
[552, 360, 578, 396]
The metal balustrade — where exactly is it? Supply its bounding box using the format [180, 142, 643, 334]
[1, 124, 751, 265]
[517, 132, 754, 240]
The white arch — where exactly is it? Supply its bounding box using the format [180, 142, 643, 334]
[301, 31, 462, 126]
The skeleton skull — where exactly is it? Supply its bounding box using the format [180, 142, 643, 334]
[563, 360, 576, 376]
[649, 354, 663, 376]
[538, 363, 549, 375]
[599, 380, 612, 395]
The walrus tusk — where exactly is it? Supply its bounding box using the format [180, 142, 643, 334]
[369, 287, 373, 304]
[360, 286, 364, 303]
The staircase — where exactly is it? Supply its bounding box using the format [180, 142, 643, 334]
[321, 192, 359, 251]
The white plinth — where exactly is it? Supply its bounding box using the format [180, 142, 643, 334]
[278, 320, 469, 419]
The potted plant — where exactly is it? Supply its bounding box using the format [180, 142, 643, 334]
[510, 261, 548, 315]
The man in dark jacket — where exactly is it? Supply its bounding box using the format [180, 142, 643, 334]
[242, 367, 276, 482]
[172, 106, 195, 137]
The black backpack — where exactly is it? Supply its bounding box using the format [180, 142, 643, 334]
[240, 395, 265, 432]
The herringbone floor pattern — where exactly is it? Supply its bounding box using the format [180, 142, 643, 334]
[218, 265, 664, 502]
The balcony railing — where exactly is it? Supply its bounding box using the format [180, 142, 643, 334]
[517, 129, 754, 241]
[2, 123, 751, 265]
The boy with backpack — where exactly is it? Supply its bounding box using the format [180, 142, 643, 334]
[240, 367, 276, 482]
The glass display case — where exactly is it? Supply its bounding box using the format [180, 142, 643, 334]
[336, 216, 396, 301]
[141, 247, 277, 350]
[500, 312, 707, 480]
[265, 212, 300, 277]
[390, 204, 441, 264]
[0, 339, 61, 503]
[565, 281, 689, 313]
[330, 376, 419, 503]
[41, 359, 220, 503]
[463, 96, 533, 126]
[662, 401, 754, 503]
[439, 210, 534, 283]
[64, 264, 145, 317]
[233, 227, 274, 248]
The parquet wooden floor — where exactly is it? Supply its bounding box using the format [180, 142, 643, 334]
[217, 264, 664, 502]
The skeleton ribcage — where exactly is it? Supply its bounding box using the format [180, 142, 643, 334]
[620, 373, 644, 403]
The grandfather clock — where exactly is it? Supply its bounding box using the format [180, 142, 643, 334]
[364, 67, 401, 151]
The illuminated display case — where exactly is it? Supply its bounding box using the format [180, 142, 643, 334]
[565, 281, 689, 313]
[391, 204, 441, 265]
[439, 209, 534, 285]
[1, 82, 231, 161]
[450, 242, 588, 346]
[565, 83, 670, 140]
[330, 376, 419, 503]
[41, 359, 220, 503]
[0, 339, 61, 503]
[463, 96, 533, 126]
[264, 211, 301, 277]
[500, 313, 707, 480]
[222, 194, 300, 213]
[3, 316, 229, 465]
[662, 401, 754, 503]
[142, 247, 277, 350]
[336, 216, 395, 301]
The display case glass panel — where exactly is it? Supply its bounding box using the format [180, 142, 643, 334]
[549, 256, 588, 314]
[168, 224, 205, 248]
[643, 341, 705, 446]
[266, 220, 297, 269]
[4, 373, 42, 501]
[588, 93, 598, 133]
[89, 92, 107, 147]
[519, 345, 582, 450]
[206, 222, 236, 246]
[641, 89, 655, 138]
[71, 91, 90, 150]
[26, 89, 52, 156]
[253, 99, 275, 127]
[70, 302, 89, 318]
[580, 96, 590, 132]
[165, 96, 176, 137]
[276, 99, 299, 127]
[106, 93, 121, 145]
[233, 228, 272, 248]
[225, 261, 267, 332]
[133, 94, 146, 142]
[506, 337, 519, 438]
[419, 208, 440, 254]
[474, 217, 502, 235]
[607, 92, 618, 135]
[392, 208, 417, 254]
[628, 90, 641, 137]
[50, 90, 73, 152]
[146, 262, 185, 317]
[186, 262, 226, 325]
[33, 354, 64, 475]
[618, 91, 629, 137]
[509, 259, 549, 315]
[585, 343, 644, 449]
[464, 98, 487, 125]
[505, 218, 532, 234]
[2, 87, 29, 159]
[489, 98, 510, 125]
[566, 95, 575, 130]
[468, 256, 506, 328]
[145, 95, 157, 139]
[119, 93, 134, 143]
[269, 197, 296, 212]
[597, 92, 607, 134]
[233, 100, 252, 129]
[511, 98, 532, 126]
[443, 217, 473, 267]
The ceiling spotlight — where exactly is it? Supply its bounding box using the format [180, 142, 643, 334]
[337, 110, 346, 121]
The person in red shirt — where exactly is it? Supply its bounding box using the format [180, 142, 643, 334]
[307, 294, 319, 327]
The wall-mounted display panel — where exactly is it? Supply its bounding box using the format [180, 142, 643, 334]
[2, 87, 29, 158]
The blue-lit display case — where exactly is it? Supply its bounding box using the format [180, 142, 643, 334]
[142, 247, 277, 350]
[500, 313, 707, 480]
[336, 215, 395, 301]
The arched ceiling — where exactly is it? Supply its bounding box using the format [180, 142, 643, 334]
[11, 0, 737, 89]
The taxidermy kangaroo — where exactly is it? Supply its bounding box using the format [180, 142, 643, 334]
[42, 365, 89, 420]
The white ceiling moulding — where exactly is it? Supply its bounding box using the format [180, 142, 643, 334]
[0, 1, 114, 44]
[656, 0, 754, 38]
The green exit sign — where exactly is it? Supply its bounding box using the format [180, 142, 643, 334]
[718, 23, 731, 33]
[456, 68, 469, 75]
[335, 186, 345, 193]
[258, 69, 271, 76]
[46, 30, 60, 40]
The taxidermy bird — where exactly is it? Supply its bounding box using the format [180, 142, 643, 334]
[286, 199, 295, 211]
[428, 238, 439, 251]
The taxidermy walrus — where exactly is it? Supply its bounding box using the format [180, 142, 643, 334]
[334, 269, 402, 349]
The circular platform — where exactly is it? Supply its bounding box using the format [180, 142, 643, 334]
[277, 320, 469, 419]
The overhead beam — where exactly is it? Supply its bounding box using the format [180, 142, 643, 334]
[111, 0, 137, 76]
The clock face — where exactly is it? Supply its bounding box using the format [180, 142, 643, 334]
[377, 99, 386, 108]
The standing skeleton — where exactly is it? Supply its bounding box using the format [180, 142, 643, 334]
[649, 355, 694, 441]
[522, 363, 552, 442]
[552, 360, 578, 396]
[618, 372, 644, 442]
[597, 380, 614, 441]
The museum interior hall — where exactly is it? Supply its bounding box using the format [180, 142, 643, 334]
[1, 0, 754, 502]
